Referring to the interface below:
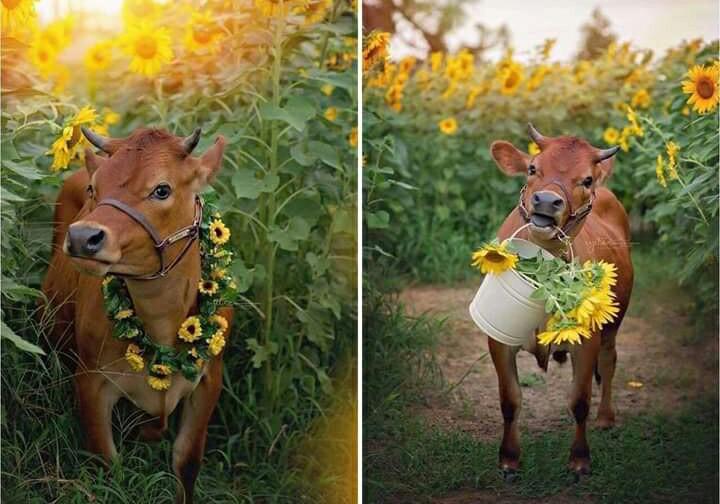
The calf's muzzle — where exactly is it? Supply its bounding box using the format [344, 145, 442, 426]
[67, 224, 106, 257]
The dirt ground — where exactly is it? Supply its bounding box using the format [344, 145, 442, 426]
[398, 283, 718, 441]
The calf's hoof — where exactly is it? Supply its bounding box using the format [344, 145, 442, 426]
[568, 457, 591, 479]
[500, 466, 520, 483]
[595, 411, 616, 429]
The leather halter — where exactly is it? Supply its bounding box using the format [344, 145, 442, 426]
[517, 179, 595, 238]
[95, 195, 203, 280]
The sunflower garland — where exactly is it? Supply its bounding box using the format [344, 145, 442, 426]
[102, 201, 238, 391]
[471, 240, 620, 346]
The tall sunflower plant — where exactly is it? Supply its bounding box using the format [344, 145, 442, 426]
[471, 240, 619, 346]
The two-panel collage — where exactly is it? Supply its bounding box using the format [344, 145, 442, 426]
[0, 0, 718, 502]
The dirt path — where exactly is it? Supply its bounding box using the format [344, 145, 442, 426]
[399, 283, 717, 440]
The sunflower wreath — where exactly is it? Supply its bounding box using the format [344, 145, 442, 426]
[102, 198, 238, 391]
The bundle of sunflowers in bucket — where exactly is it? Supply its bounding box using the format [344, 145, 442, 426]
[471, 239, 619, 346]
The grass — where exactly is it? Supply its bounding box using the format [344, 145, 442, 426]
[1, 300, 355, 503]
[363, 246, 719, 504]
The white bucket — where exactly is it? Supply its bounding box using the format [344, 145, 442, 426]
[469, 237, 555, 346]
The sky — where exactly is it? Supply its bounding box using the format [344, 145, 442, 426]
[390, 0, 719, 61]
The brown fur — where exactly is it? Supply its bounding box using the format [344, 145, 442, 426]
[42, 128, 228, 504]
[488, 133, 633, 476]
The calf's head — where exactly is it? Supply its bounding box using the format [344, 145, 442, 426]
[64, 127, 225, 277]
[490, 124, 619, 241]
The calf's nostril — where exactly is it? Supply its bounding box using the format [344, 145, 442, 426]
[552, 198, 564, 208]
[532, 193, 541, 204]
[84, 229, 106, 253]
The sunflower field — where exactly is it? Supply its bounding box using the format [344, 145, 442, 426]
[363, 33, 718, 326]
[2, 0, 357, 501]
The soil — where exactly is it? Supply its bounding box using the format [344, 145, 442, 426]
[398, 282, 718, 440]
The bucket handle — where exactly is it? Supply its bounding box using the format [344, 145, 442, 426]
[505, 223, 575, 263]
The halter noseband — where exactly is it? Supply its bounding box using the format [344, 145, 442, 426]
[95, 195, 203, 280]
[517, 179, 595, 239]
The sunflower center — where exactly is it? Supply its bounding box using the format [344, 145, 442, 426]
[193, 27, 213, 44]
[93, 51, 105, 62]
[38, 49, 50, 62]
[187, 324, 197, 334]
[2, 0, 22, 9]
[504, 71, 519, 88]
[485, 251, 506, 263]
[696, 77, 715, 99]
[135, 35, 158, 59]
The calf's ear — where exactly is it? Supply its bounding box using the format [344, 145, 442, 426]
[84, 148, 106, 177]
[196, 135, 226, 187]
[490, 141, 530, 177]
[595, 157, 615, 185]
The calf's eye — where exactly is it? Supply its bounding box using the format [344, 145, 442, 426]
[528, 165, 537, 176]
[582, 176, 593, 188]
[151, 184, 172, 200]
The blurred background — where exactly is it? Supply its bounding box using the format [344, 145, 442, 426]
[363, 0, 718, 61]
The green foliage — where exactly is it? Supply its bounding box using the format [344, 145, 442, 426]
[2, 4, 357, 501]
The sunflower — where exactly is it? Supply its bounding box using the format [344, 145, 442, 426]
[362, 31, 390, 73]
[210, 267, 227, 280]
[321, 84, 334, 96]
[125, 343, 144, 372]
[211, 314, 229, 332]
[70, 106, 98, 126]
[681, 64, 719, 114]
[255, 0, 299, 17]
[348, 127, 357, 147]
[630, 88, 651, 109]
[122, 0, 161, 25]
[665, 141, 680, 180]
[198, 279, 219, 295]
[28, 38, 57, 77]
[324, 107, 338, 122]
[151, 364, 172, 375]
[655, 154, 667, 188]
[465, 83, 488, 109]
[103, 109, 121, 126]
[115, 309, 134, 320]
[209, 219, 231, 245]
[1, 0, 36, 33]
[84, 40, 113, 72]
[120, 21, 174, 77]
[471, 241, 518, 275]
[603, 127, 619, 145]
[430, 51, 443, 73]
[528, 142, 540, 156]
[537, 319, 592, 346]
[178, 316, 203, 342]
[398, 56, 416, 74]
[147, 375, 171, 390]
[184, 11, 222, 54]
[301, 0, 331, 24]
[438, 117, 458, 135]
[499, 62, 524, 96]
[575, 288, 619, 331]
[48, 126, 73, 172]
[597, 260, 618, 290]
[208, 332, 226, 356]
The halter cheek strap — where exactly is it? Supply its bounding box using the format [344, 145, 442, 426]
[517, 180, 595, 238]
[95, 195, 203, 280]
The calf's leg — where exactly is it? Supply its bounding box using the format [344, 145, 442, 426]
[172, 360, 223, 504]
[568, 335, 601, 475]
[488, 337, 522, 477]
[595, 328, 618, 429]
[75, 371, 119, 461]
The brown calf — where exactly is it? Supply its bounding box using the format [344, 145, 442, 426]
[42, 127, 229, 503]
[487, 124, 633, 478]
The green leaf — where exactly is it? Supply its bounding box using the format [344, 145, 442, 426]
[246, 338, 278, 368]
[1, 320, 45, 355]
[366, 210, 389, 229]
[2, 160, 45, 180]
[259, 96, 315, 131]
[308, 141, 340, 169]
[231, 169, 279, 199]
[267, 216, 312, 251]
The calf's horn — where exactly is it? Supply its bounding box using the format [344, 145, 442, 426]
[594, 145, 620, 163]
[183, 127, 202, 154]
[527, 123, 549, 149]
[81, 126, 112, 154]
